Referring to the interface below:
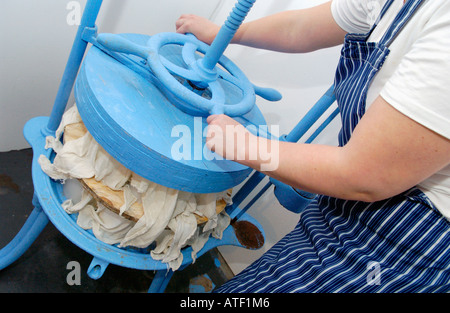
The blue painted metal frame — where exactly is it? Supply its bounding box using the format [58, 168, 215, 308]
[0, 0, 339, 293]
[1, 0, 104, 271]
[92, 0, 279, 118]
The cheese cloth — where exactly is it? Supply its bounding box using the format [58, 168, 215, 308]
[39, 104, 232, 271]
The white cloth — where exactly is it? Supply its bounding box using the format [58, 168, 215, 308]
[331, 0, 450, 219]
[40, 104, 232, 271]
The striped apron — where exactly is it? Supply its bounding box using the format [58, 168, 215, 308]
[216, 0, 450, 293]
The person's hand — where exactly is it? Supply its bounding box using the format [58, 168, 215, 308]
[175, 14, 220, 45]
[206, 114, 255, 162]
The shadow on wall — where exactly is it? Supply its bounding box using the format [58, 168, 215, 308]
[228, 47, 340, 89]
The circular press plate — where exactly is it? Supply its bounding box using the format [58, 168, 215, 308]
[75, 33, 267, 193]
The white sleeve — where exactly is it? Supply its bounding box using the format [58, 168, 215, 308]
[380, 4, 450, 140]
[331, 0, 388, 34]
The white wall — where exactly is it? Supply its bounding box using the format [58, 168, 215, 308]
[1, 0, 342, 275]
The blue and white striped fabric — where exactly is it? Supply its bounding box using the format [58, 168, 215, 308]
[334, 0, 425, 147]
[215, 0, 450, 293]
[216, 189, 450, 292]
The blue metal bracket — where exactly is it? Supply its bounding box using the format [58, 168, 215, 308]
[87, 256, 110, 280]
[45, 0, 103, 134]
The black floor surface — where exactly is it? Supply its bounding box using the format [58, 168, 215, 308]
[0, 149, 233, 293]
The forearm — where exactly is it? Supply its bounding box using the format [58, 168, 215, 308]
[232, 2, 346, 53]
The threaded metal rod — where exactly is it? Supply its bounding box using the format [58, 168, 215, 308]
[200, 0, 256, 71]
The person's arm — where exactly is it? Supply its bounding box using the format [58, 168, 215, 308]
[206, 97, 450, 202]
[176, 1, 347, 53]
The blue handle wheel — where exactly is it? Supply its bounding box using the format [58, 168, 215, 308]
[97, 32, 256, 117]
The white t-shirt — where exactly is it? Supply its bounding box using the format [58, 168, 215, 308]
[331, 0, 450, 220]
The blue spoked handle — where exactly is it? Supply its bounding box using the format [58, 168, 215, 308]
[96, 0, 282, 116]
